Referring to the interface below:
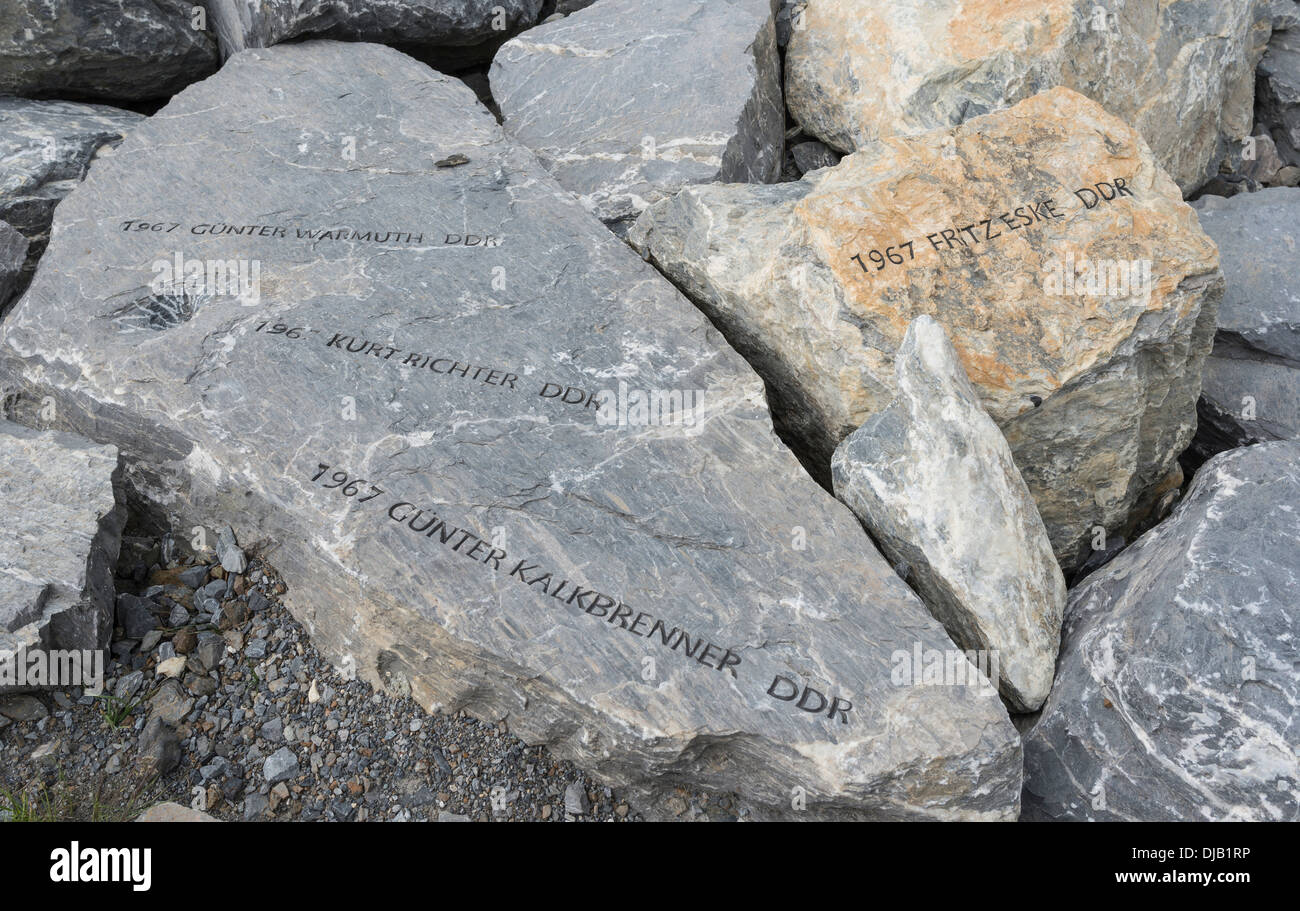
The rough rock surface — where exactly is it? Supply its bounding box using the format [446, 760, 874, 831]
[1023, 441, 1300, 821]
[831, 317, 1065, 713]
[205, 0, 544, 61]
[1259, 26, 1300, 168]
[0, 223, 27, 311]
[1191, 189, 1300, 451]
[0, 0, 217, 101]
[631, 88, 1222, 573]
[785, 0, 1279, 192]
[0, 41, 1021, 820]
[0, 420, 124, 664]
[490, 0, 784, 231]
[0, 98, 145, 277]
[136, 801, 218, 822]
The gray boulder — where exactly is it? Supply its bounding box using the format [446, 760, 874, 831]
[490, 0, 784, 232]
[630, 88, 1222, 574]
[1191, 189, 1300, 452]
[0, 420, 124, 669]
[1024, 441, 1300, 821]
[1258, 26, 1300, 168]
[0, 222, 27, 311]
[0, 0, 217, 101]
[205, 0, 544, 63]
[831, 317, 1065, 713]
[0, 98, 145, 279]
[785, 0, 1280, 194]
[0, 41, 1020, 820]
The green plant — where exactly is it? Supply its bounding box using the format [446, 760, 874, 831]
[95, 692, 142, 728]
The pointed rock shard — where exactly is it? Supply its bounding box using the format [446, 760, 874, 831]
[0, 0, 218, 101]
[630, 87, 1223, 573]
[832, 317, 1065, 712]
[490, 0, 784, 231]
[1024, 441, 1300, 821]
[0, 41, 1020, 819]
[785, 0, 1278, 193]
[0, 420, 124, 673]
[1190, 189, 1300, 455]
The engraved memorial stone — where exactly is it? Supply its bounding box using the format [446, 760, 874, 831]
[0, 42, 1020, 819]
[631, 88, 1223, 573]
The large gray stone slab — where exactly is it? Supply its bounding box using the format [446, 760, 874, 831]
[0, 420, 124, 665]
[785, 0, 1279, 194]
[1023, 441, 1300, 821]
[0, 41, 1021, 820]
[490, 0, 784, 232]
[0, 98, 145, 279]
[1191, 189, 1300, 450]
[205, 0, 545, 63]
[832, 317, 1065, 713]
[0, 0, 217, 101]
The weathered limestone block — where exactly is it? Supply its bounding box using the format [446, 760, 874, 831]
[832, 317, 1065, 712]
[491, 0, 784, 231]
[785, 0, 1280, 193]
[631, 88, 1223, 572]
[0, 420, 124, 676]
[0, 41, 1021, 820]
[1190, 189, 1300, 454]
[0, 0, 217, 101]
[1024, 441, 1300, 821]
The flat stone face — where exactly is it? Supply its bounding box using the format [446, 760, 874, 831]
[832, 317, 1065, 713]
[1192, 189, 1300, 446]
[0, 0, 218, 101]
[0, 223, 26, 312]
[785, 0, 1277, 192]
[1023, 441, 1300, 821]
[0, 420, 123, 660]
[0, 41, 1020, 819]
[136, 801, 218, 822]
[0, 98, 145, 277]
[206, 0, 544, 58]
[1259, 26, 1300, 167]
[630, 88, 1222, 573]
[490, 0, 784, 230]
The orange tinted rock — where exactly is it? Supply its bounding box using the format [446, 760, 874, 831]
[631, 88, 1222, 571]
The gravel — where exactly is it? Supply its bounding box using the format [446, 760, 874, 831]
[0, 532, 743, 822]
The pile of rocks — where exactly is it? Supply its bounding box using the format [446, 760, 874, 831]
[0, 0, 1296, 822]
